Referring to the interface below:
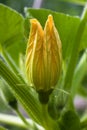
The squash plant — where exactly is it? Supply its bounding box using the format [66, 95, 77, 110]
[0, 1, 87, 130]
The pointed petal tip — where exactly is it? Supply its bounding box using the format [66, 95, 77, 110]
[48, 14, 53, 22]
[48, 14, 53, 18]
[30, 19, 38, 26]
[44, 14, 54, 31]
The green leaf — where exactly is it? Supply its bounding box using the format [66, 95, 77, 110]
[41, 0, 83, 17]
[59, 110, 81, 130]
[24, 8, 80, 59]
[0, 4, 24, 48]
[63, 5, 87, 91]
[78, 85, 87, 97]
[61, 0, 87, 5]
[80, 25, 87, 50]
[0, 4, 25, 64]
[24, 17, 30, 39]
[0, 126, 7, 130]
[71, 51, 87, 98]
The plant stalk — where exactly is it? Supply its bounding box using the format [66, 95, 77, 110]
[0, 113, 44, 130]
[64, 4, 87, 92]
[41, 104, 59, 130]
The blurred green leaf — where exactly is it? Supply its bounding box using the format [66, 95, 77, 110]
[63, 5, 87, 91]
[0, 4, 25, 64]
[0, 126, 7, 130]
[61, 0, 87, 5]
[80, 25, 87, 50]
[78, 85, 87, 97]
[42, 0, 83, 16]
[78, 73, 87, 97]
[24, 17, 30, 39]
[6, 0, 34, 14]
[0, 4, 24, 48]
[71, 51, 87, 98]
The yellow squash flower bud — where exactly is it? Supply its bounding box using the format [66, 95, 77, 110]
[26, 15, 62, 93]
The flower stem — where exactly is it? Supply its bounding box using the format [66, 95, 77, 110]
[15, 108, 29, 127]
[41, 104, 59, 130]
[42, 104, 50, 130]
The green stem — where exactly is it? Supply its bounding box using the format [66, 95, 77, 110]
[41, 104, 59, 130]
[0, 58, 43, 125]
[15, 108, 29, 127]
[0, 114, 27, 128]
[63, 4, 87, 91]
[81, 115, 87, 129]
[42, 104, 50, 130]
[2, 49, 25, 83]
[0, 113, 44, 130]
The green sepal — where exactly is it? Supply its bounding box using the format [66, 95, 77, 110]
[59, 110, 81, 130]
[48, 89, 70, 120]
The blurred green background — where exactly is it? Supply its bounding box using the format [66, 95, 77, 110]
[0, 0, 84, 16]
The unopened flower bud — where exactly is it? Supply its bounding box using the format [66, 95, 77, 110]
[26, 15, 62, 103]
